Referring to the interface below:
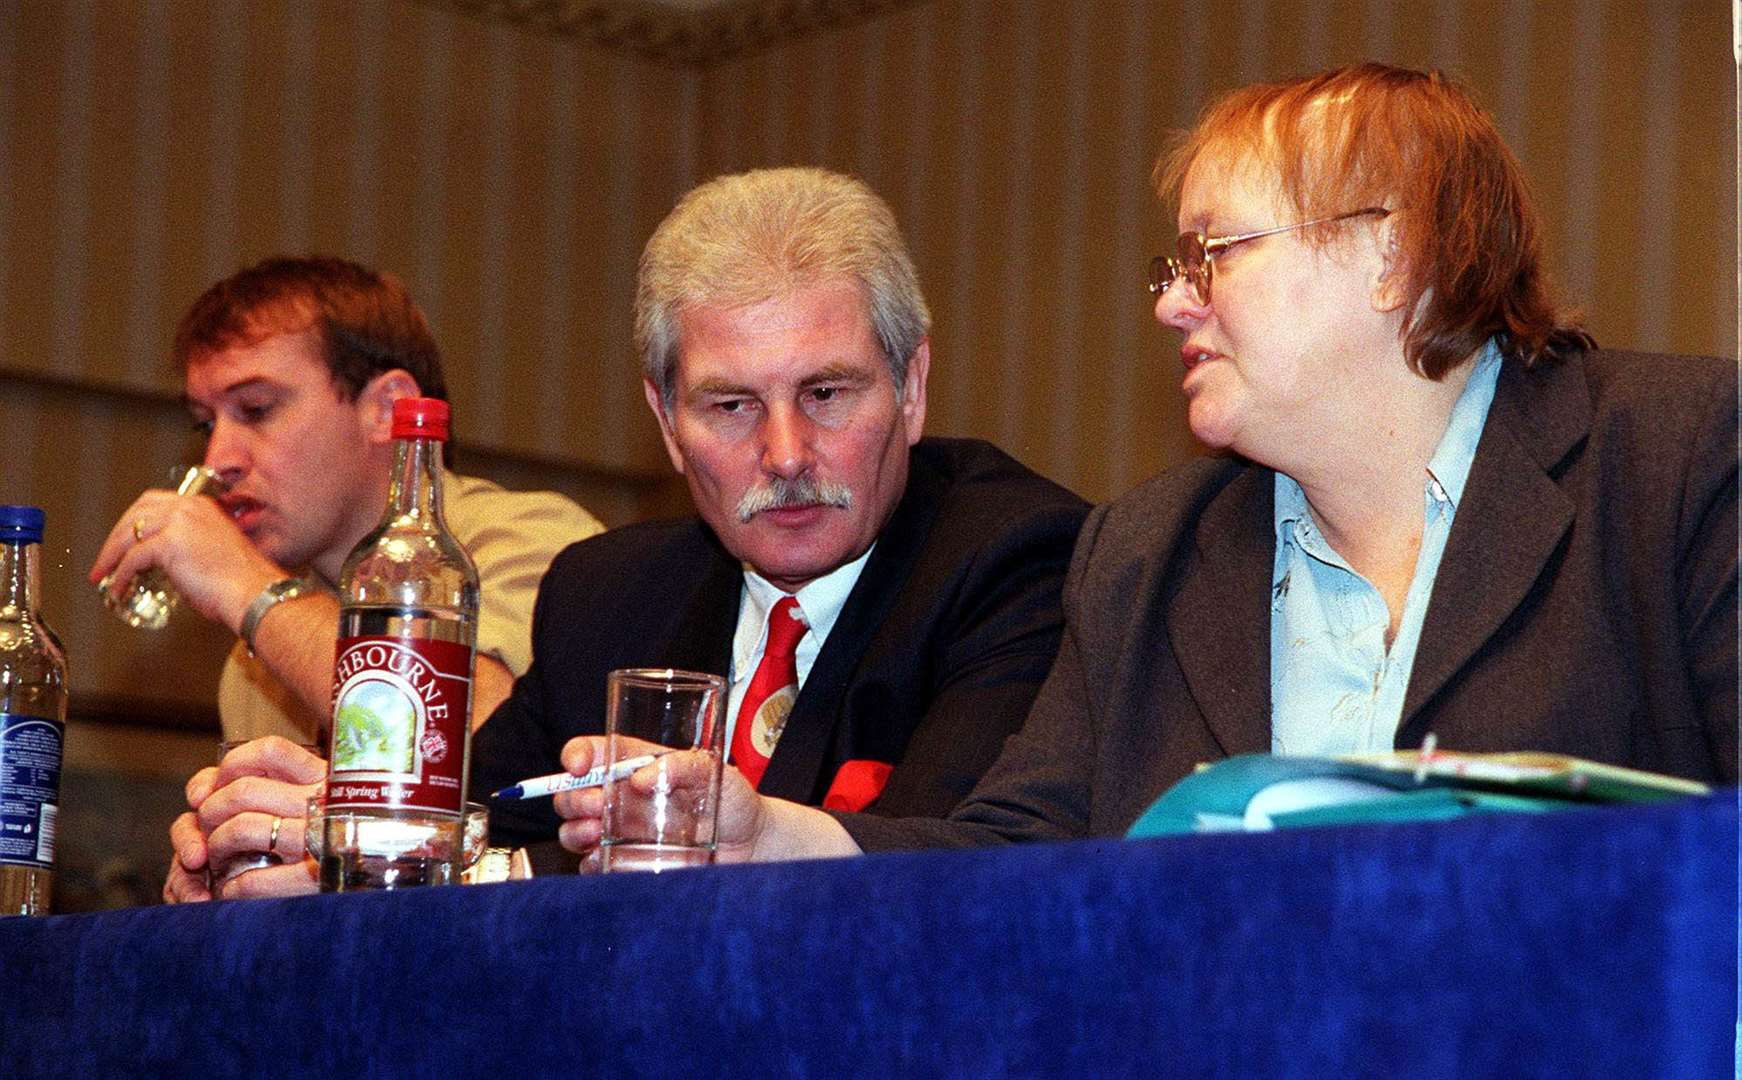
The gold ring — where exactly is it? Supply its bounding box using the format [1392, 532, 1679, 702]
[267, 815, 283, 857]
[132, 518, 147, 542]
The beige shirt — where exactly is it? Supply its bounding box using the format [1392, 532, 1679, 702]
[217, 472, 605, 744]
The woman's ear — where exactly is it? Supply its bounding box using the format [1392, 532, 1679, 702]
[1370, 213, 1409, 314]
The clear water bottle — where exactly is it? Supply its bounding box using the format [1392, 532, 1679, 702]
[0, 506, 67, 916]
[321, 398, 479, 891]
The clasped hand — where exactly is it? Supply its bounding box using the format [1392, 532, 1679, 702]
[164, 736, 324, 902]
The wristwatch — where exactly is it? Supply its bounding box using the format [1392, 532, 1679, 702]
[240, 577, 316, 656]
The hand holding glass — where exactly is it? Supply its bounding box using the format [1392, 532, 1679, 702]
[600, 668, 726, 873]
[98, 465, 228, 629]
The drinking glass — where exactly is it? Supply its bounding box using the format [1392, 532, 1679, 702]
[98, 465, 228, 630]
[599, 668, 727, 873]
[306, 795, 489, 889]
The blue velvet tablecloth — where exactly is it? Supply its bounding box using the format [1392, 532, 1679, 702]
[2, 793, 1735, 1077]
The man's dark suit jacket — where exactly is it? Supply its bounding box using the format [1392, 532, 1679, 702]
[843, 349, 1739, 851]
[474, 436, 1088, 847]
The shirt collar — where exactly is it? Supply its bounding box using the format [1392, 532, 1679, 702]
[1423, 339, 1501, 511]
[1274, 338, 1503, 542]
[1273, 465, 1313, 542]
[737, 543, 875, 662]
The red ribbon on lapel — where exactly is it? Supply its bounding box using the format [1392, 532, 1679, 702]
[822, 760, 895, 812]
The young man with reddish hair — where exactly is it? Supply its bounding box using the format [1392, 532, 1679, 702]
[97, 257, 603, 898]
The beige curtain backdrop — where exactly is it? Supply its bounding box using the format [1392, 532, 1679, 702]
[0, 0, 1734, 718]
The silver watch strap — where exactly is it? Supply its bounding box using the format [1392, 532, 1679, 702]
[240, 577, 314, 656]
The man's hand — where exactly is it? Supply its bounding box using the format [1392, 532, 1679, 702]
[164, 810, 215, 903]
[163, 736, 326, 903]
[91, 488, 284, 635]
[551, 735, 769, 864]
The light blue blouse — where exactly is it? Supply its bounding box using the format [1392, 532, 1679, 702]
[1269, 343, 1502, 756]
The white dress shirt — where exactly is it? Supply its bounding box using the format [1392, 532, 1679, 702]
[723, 545, 874, 762]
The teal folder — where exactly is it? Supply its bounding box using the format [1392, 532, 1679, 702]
[1127, 752, 1709, 838]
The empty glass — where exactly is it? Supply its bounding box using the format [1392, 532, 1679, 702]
[599, 668, 727, 873]
[306, 795, 489, 890]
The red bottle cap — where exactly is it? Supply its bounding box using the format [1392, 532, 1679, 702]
[391, 397, 450, 441]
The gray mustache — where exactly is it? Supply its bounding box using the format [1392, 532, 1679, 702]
[735, 475, 854, 522]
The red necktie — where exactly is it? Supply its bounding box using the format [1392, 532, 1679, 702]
[731, 596, 807, 788]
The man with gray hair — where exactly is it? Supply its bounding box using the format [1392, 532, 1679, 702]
[473, 166, 1087, 855]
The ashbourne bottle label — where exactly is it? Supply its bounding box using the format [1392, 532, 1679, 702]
[0, 712, 62, 869]
[327, 637, 471, 814]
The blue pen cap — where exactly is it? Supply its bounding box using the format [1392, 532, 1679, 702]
[0, 505, 46, 545]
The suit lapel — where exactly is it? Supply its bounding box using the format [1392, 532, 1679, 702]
[756, 448, 943, 803]
[1398, 355, 1588, 740]
[664, 539, 741, 684]
[1166, 466, 1275, 757]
